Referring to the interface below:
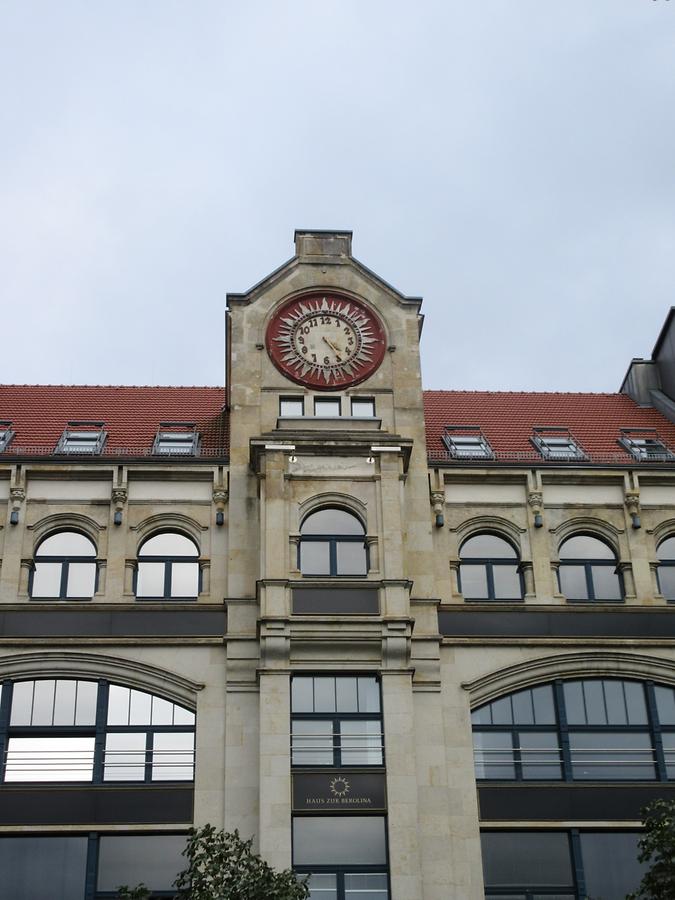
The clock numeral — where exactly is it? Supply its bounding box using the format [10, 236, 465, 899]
[311, 354, 317, 363]
[301, 346, 308, 355]
[323, 356, 331, 366]
[320, 316, 332, 325]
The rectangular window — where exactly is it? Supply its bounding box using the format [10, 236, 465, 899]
[619, 428, 675, 461]
[350, 398, 375, 417]
[55, 421, 106, 455]
[280, 397, 305, 417]
[481, 831, 574, 891]
[0, 421, 14, 452]
[531, 427, 586, 461]
[97, 834, 187, 891]
[293, 816, 387, 866]
[153, 422, 199, 456]
[579, 832, 645, 900]
[0, 836, 88, 900]
[443, 426, 494, 460]
[4, 736, 95, 781]
[568, 731, 654, 779]
[314, 398, 341, 417]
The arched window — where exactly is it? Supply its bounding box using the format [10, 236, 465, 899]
[31, 531, 97, 599]
[471, 677, 675, 782]
[558, 534, 623, 601]
[136, 532, 200, 600]
[299, 508, 367, 577]
[459, 533, 523, 601]
[2, 678, 195, 783]
[657, 536, 675, 601]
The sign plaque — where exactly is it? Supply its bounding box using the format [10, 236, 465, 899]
[292, 770, 386, 813]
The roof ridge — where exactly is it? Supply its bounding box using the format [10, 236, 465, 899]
[0, 384, 226, 390]
[422, 389, 624, 397]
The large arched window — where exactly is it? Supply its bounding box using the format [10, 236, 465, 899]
[558, 534, 623, 601]
[472, 678, 675, 782]
[136, 532, 200, 599]
[459, 533, 523, 601]
[657, 536, 675, 601]
[299, 508, 367, 576]
[1, 678, 195, 784]
[30, 531, 97, 600]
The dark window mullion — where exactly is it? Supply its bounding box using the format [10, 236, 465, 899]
[646, 681, 667, 781]
[486, 563, 496, 600]
[584, 562, 595, 601]
[146, 731, 154, 783]
[569, 828, 586, 900]
[84, 832, 99, 900]
[334, 719, 341, 767]
[164, 562, 172, 599]
[554, 680, 572, 781]
[329, 541, 338, 576]
[512, 730, 523, 781]
[0, 682, 13, 784]
[60, 560, 70, 598]
[93, 681, 108, 783]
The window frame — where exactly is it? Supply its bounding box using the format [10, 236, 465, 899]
[29, 530, 98, 601]
[314, 397, 342, 418]
[299, 508, 368, 578]
[0, 421, 14, 453]
[350, 398, 376, 418]
[152, 422, 200, 457]
[458, 533, 524, 602]
[54, 422, 107, 456]
[531, 427, 587, 462]
[279, 396, 305, 417]
[619, 428, 675, 462]
[443, 426, 494, 460]
[134, 531, 201, 601]
[656, 536, 675, 601]
[557, 534, 624, 603]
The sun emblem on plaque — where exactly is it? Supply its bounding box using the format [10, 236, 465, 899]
[329, 776, 351, 798]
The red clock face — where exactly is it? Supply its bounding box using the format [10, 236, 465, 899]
[266, 292, 386, 389]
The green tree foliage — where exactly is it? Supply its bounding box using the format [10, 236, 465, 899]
[627, 799, 675, 900]
[117, 826, 309, 900]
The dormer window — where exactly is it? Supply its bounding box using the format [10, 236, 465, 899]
[55, 422, 106, 455]
[619, 428, 675, 462]
[443, 426, 494, 460]
[531, 427, 586, 461]
[0, 421, 14, 452]
[153, 423, 199, 456]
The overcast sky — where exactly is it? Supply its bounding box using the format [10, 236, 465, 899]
[1, 1, 674, 392]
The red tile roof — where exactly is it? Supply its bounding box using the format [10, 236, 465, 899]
[0, 385, 228, 458]
[423, 391, 675, 464]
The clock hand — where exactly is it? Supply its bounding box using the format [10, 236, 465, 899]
[322, 336, 342, 354]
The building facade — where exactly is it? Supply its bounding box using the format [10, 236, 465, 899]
[2, 231, 675, 899]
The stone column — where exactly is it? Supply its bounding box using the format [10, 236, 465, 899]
[258, 669, 292, 870]
[0, 481, 26, 602]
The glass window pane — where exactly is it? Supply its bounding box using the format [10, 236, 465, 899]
[293, 816, 387, 866]
[292, 720, 334, 765]
[53, 680, 77, 725]
[511, 690, 534, 725]
[152, 732, 195, 780]
[335, 677, 358, 712]
[31, 562, 62, 597]
[0, 836, 87, 900]
[481, 832, 573, 888]
[97, 835, 187, 891]
[10, 681, 34, 726]
[314, 678, 336, 712]
[490, 696, 514, 726]
[336, 541, 367, 575]
[280, 398, 304, 417]
[661, 732, 675, 778]
[65, 562, 96, 598]
[351, 399, 376, 417]
[583, 681, 607, 724]
[340, 720, 383, 765]
[658, 537, 675, 561]
[139, 533, 198, 556]
[5, 737, 94, 781]
[344, 873, 389, 899]
[603, 680, 628, 725]
[300, 542, 331, 575]
[460, 535, 517, 559]
[314, 399, 341, 417]
[658, 565, 675, 601]
[151, 696, 174, 725]
[170, 562, 199, 597]
[590, 565, 622, 600]
[559, 565, 589, 600]
[37, 532, 96, 556]
[357, 677, 381, 713]
[104, 732, 146, 781]
[532, 685, 557, 725]
[563, 681, 586, 725]
[301, 873, 337, 899]
[580, 832, 645, 900]
[655, 685, 675, 725]
[471, 705, 492, 726]
[460, 564, 488, 599]
[569, 732, 654, 779]
[492, 565, 522, 600]
[292, 678, 315, 713]
[129, 689, 153, 725]
[473, 732, 515, 779]
[559, 535, 615, 560]
[624, 681, 649, 725]
[302, 509, 364, 535]
[32, 680, 56, 725]
[173, 704, 195, 726]
[519, 732, 562, 780]
[107, 685, 130, 725]
[136, 562, 166, 597]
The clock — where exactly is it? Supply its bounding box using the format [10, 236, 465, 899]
[265, 292, 386, 389]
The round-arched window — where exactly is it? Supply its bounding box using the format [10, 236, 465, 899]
[300, 508, 367, 576]
[657, 536, 675, 601]
[31, 531, 97, 599]
[459, 533, 523, 601]
[136, 532, 200, 600]
[558, 534, 623, 602]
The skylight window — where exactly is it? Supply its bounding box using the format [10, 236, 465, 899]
[443, 426, 494, 460]
[153, 423, 199, 456]
[619, 429, 675, 462]
[531, 427, 586, 461]
[55, 422, 106, 455]
[0, 422, 14, 452]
